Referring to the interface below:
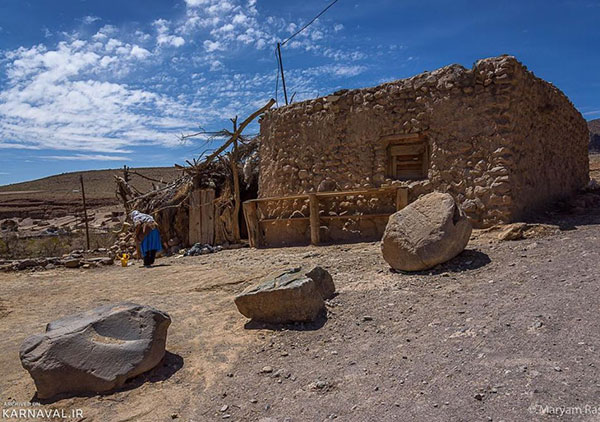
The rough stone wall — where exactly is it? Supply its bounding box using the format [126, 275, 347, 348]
[507, 68, 589, 220]
[258, 55, 589, 227]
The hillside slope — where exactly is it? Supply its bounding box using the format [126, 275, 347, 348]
[0, 167, 182, 219]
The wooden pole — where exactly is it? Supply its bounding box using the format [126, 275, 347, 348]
[230, 117, 241, 242]
[243, 201, 261, 247]
[308, 193, 320, 245]
[187, 98, 276, 171]
[396, 187, 409, 211]
[277, 43, 289, 105]
[79, 175, 90, 250]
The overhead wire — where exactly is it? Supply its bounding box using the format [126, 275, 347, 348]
[281, 0, 341, 46]
[273, 0, 342, 102]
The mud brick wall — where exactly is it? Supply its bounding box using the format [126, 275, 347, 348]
[258, 56, 589, 227]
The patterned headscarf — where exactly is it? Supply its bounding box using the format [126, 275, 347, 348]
[130, 210, 155, 227]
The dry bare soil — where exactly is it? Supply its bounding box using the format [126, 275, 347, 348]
[0, 156, 600, 421]
[1, 202, 600, 421]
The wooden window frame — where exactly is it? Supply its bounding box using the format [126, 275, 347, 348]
[380, 134, 429, 181]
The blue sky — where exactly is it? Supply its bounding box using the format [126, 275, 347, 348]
[0, 0, 598, 185]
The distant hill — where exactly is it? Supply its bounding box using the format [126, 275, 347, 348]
[0, 167, 183, 219]
[590, 118, 600, 152]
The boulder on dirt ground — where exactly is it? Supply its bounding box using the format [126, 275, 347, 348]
[381, 192, 472, 271]
[305, 266, 336, 300]
[16, 259, 38, 270]
[63, 258, 81, 268]
[234, 267, 335, 323]
[19, 302, 171, 399]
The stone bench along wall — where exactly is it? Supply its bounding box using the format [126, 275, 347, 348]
[258, 56, 588, 228]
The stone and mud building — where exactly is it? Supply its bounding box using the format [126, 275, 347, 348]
[246, 55, 589, 246]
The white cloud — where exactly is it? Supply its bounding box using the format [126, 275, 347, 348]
[204, 40, 224, 52]
[209, 60, 225, 71]
[0, 0, 373, 157]
[299, 64, 367, 79]
[82, 16, 101, 25]
[154, 19, 186, 47]
[0, 38, 198, 154]
[42, 154, 132, 161]
[130, 45, 151, 59]
[185, 0, 210, 6]
[232, 13, 248, 25]
[334, 24, 344, 32]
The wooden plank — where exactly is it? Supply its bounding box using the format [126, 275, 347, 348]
[396, 187, 409, 211]
[260, 217, 310, 223]
[189, 189, 215, 245]
[389, 144, 425, 155]
[260, 213, 396, 223]
[245, 194, 309, 203]
[380, 133, 422, 143]
[308, 193, 320, 245]
[243, 200, 262, 247]
[315, 187, 397, 199]
[246, 186, 399, 205]
[200, 189, 215, 244]
[320, 214, 392, 220]
[189, 190, 201, 245]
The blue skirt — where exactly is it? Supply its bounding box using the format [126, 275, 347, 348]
[140, 228, 162, 257]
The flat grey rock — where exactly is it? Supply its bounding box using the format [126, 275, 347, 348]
[20, 302, 171, 399]
[235, 267, 335, 324]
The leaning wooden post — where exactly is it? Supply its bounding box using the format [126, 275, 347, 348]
[243, 201, 261, 247]
[395, 187, 409, 211]
[79, 175, 90, 250]
[230, 116, 241, 243]
[308, 193, 320, 245]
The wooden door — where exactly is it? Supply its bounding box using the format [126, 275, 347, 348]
[189, 189, 215, 245]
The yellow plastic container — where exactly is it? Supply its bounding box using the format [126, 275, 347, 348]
[120, 253, 130, 267]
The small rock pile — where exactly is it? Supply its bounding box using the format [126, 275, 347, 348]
[0, 250, 114, 272]
[184, 243, 223, 256]
[109, 223, 137, 258]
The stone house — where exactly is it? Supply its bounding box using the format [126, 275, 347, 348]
[257, 55, 589, 228]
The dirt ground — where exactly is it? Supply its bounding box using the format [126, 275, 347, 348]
[0, 155, 599, 421]
[0, 195, 600, 421]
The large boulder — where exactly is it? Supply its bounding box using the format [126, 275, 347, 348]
[381, 192, 472, 271]
[235, 267, 335, 324]
[20, 302, 171, 399]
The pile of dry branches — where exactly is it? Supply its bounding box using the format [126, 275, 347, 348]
[114, 99, 274, 248]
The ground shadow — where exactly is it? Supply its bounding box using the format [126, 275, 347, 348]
[32, 351, 184, 404]
[390, 248, 491, 276]
[243, 309, 328, 332]
[525, 207, 600, 232]
[518, 189, 600, 231]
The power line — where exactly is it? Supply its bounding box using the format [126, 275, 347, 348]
[281, 0, 341, 46]
[274, 0, 342, 104]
